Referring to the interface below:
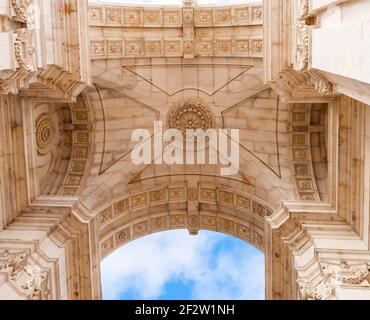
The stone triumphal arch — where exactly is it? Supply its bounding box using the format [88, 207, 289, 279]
[1, 0, 370, 300]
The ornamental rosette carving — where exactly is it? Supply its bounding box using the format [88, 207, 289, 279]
[167, 98, 215, 135]
[36, 115, 53, 155]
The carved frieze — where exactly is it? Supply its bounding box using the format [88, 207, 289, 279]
[215, 8, 232, 25]
[107, 41, 123, 56]
[14, 28, 36, 71]
[105, 7, 121, 25]
[89, 6, 103, 24]
[143, 9, 162, 26]
[115, 227, 131, 246]
[88, 4, 263, 27]
[215, 39, 233, 56]
[289, 104, 320, 201]
[59, 96, 91, 196]
[123, 8, 142, 25]
[163, 9, 182, 26]
[91, 37, 263, 59]
[322, 261, 370, 287]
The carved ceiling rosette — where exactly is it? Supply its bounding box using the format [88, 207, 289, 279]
[35, 115, 54, 155]
[167, 98, 215, 135]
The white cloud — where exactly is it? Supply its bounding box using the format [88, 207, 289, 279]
[101, 230, 264, 300]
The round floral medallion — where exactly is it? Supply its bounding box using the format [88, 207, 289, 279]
[36, 115, 53, 155]
[168, 99, 215, 134]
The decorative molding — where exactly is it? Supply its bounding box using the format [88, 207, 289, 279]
[58, 95, 92, 196]
[89, 3, 263, 60]
[97, 183, 272, 258]
[308, 69, 334, 95]
[289, 103, 321, 201]
[182, 1, 195, 59]
[88, 4, 263, 27]
[322, 261, 370, 287]
[90, 37, 263, 59]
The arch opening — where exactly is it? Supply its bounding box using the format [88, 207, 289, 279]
[101, 229, 265, 300]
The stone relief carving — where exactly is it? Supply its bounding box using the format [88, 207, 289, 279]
[91, 37, 263, 59]
[11, 0, 29, 23]
[89, 4, 262, 27]
[298, 280, 334, 300]
[0, 250, 49, 300]
[296, 0, 310, 71]
[167, 99, 215, 134]
[35, 115, 53, 155]
[322, 261, 370, 287]
[0, 250, 28, 275]
[16, 267, 49, 300]
[14, 28, 36, 71]
[98, 184, 268, 258]
[183, 0, 196, 6]
[1, 0, 89, 97]
[0, 0, 37, 94]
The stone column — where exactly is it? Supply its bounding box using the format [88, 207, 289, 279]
[0, 201, 101, 300]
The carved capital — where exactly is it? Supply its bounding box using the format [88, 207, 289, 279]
[0, 249, 50, 300]
[0, 250, 28, 276]
[322, 261, 370, 287]
[298, 279, 334, 300]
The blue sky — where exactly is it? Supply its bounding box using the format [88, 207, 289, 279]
[101, 230, 265, 300]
